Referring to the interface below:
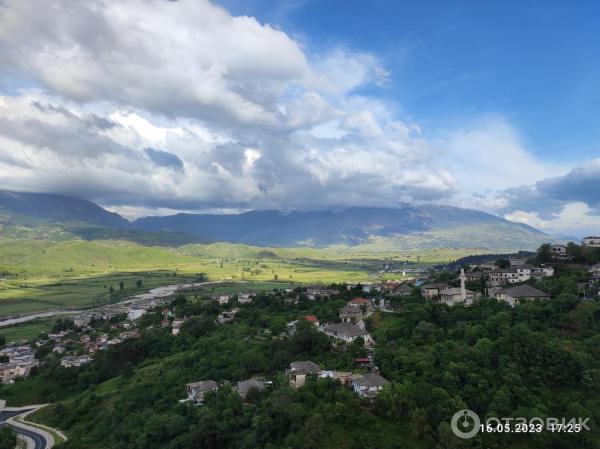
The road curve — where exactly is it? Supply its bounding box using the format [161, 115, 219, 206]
[0, 405, 61, 449]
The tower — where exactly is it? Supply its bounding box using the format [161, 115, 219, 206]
[459, 268, 467, 302]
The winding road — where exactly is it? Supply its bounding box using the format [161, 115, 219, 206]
[0, 406, 60, 449]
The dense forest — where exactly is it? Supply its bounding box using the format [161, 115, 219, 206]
[2, 276, 600, 448]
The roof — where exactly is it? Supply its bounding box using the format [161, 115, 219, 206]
[187, 380, 218, 391]
[354, 373, 390, 388]
[303, 315, 319, 323]
[236, 377, 266, 396]
[325, 322, 367, 337]
[440, 288, 473, 296]
[489, 268, 516, 274]
[290, 360, 321, 374]
[421, 283, 450, 289]
[339, 305, 362, 315]
[497, 284, 550, 298]
[349, 297, 369, 304]
[584, 236, 600, 239]
[396, 284, 413, 293]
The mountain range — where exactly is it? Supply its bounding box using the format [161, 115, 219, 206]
[0, 190, 549, 250]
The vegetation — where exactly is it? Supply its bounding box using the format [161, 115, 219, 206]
[0, 427, 17, 449]
[1, 279, 599, 449]
[0, 239, 476, 318]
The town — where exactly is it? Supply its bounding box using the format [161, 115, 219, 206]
[3, 236, 600, 406]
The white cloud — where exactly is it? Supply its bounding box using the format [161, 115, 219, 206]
[0, 0, 593, 237]
[506, 202, 600, 238]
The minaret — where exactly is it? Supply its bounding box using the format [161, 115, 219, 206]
[459, 268, 467, 302]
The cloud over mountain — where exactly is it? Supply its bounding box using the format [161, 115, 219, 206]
[0, 0, 458, 214]
[0, 0, 597, 236]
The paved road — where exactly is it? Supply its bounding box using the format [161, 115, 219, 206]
[0, 409, 49, 449]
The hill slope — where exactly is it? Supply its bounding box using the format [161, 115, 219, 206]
[134, 205, 547, 250]
[0, 190, 129, 228]
[0, 190, 548, 250]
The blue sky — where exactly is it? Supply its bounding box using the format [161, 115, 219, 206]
[224, 0, 600, 161]
[0, 0, 599, 236]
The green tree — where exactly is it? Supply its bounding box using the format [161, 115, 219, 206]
[0, 427, 17, 449]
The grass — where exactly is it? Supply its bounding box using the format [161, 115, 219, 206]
[0, 238, 479, 319]
[0, 317, 59, 342]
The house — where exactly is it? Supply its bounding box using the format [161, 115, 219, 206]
[318, 370, 353, 386]
[494, 285, 551, 307]
[288, 361, 321, 388]
[172, 319, 185, 335]
[464, 271, 483, 282]
[236, 377, 268, 398]
[488, 268, 520, 286]
[60, 355, 92, 368]
[351, 373, 390, 399]
[589, 264, 600, 275]
[0, 362, 36, 384]
[306, 288, 336, 300]
[550, 244, 569, 258]
[582, 236, 600, 247]
[508, 257, 529, 267]
[339, 305, 363, 324]
[286, 316, 320, 335]
[238, 292, 253, 304]
[186, 380, 218, 404]
[530, 266, 554, 279]
[421, 283, 451, 299]
[394, 284, 413, 297]
[217, 308, 239, 324]
[217, 295, 231, 305]
[303, 315, 320, 326]
[439, 288, 477, 306]
[322, 322, 374, 345]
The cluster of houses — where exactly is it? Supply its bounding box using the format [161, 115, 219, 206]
[286, 296, 386, 346]
[58, 329, 140, 368]
[184, 358, 390, 406]
[184, 377, 272, 404]
[0, 344, 38, 384]
[72, 292, 175, 329]
[421, 258, 555, 307]
[287, 360, 389, 398]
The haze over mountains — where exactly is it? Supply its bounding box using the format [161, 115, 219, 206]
[0, 190, 548, 250]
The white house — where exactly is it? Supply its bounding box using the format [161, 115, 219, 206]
[217, 295, 231, 305]
[582, 236, 600, 247]
[494, 284, 550, 307]
[351, 373, 390, 398]
[186, 380, 218, 404]
[322, 322, 374, 345]
[238, 292, 253, 304]
[287, 361, 321, 388]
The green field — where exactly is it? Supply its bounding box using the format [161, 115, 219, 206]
[0, 317, 59, 343]
[0, 238, 481, 319]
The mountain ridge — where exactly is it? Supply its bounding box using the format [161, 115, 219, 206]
[0, 189, 548, 250]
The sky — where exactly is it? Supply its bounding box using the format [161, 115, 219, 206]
[0, 0, 599, 236]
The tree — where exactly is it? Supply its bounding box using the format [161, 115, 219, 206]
[0, 427, 17, 449]
[0, 335, 5, 348]
[537, 243, 553, 264]
[496, 259, 510, 269]
[136, 280, 143, 288]
[119, 281, 124, 290]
